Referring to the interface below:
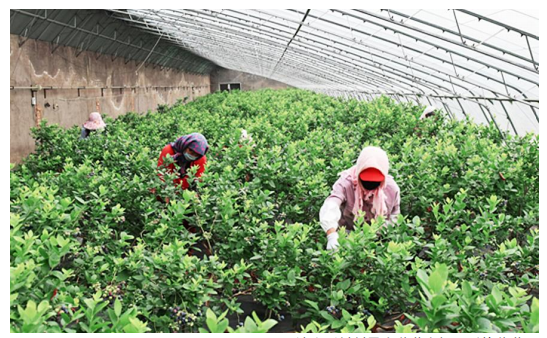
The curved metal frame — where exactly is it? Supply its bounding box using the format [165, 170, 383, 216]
[11, 8, 539, 134]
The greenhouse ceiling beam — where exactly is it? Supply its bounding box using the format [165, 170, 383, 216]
[234, 10, 505, 102]
[385, 9, 537, 67]
[291, 9, 538, 88]
[129, 33, 203, 73]
[455, 10, 538, 40]
[169, 22, 419, 94]
[139, 38, 280, 80]
[119, 11, 419, 94]
[201, 10, 520, 112]
[452, 9, 469, 44]
[474, 101, 499, 132]
[525, 36, 539, 71]
[60, 14, 96, 53]
[352, 9, 537, 73]
[120, 37, 156, 64]
[208, 9, 439, 93]
[103, 29, 140, 62]
[494, 94, 519, 135]
[108, 9, 195, 50]
[87, 15, 141, 55]
[33, 9, 65, 43]
[161, 8, 473, 98]
[288, 9, 539, 111]
[108, 31, 136, 62]
[95, 22, 135, 58]
[16, 10, 45, 47]
[255, 9, 527, 103]
[167, 29, 349, 87]
[111, 9, 287, 74]
[115, 15, 349, 88]
[181, 10, 454, 96]
[113, 11, 283, 68]
[18, 10, 136, 62]
[45, 11, 83, 53]
[99, 16, 212, 73]
[74, 20, 108, 55]
[247, 10, 523, 107]
[262, 9, 534, 106]
[195, 38, 386, 91]
[167, 9, 293, 49]
[12, 9, 212, 74]
[192, 42, 327, 85]
[172, 16, 395, 89]
[148, 8, 285, 48]
[333, 10, 538, 78]
[118, 9, 539, 124]
[60, 12, 110, 56]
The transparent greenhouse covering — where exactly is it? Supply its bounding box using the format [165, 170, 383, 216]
[109, 9, 539, 135]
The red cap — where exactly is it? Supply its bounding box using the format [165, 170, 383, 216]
[359, 167, 385, 182]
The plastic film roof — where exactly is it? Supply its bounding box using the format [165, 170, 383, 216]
[106, 9, 538, 136]
[10, 9, 216, 74]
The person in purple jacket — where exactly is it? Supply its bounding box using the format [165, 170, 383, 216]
[319, 146, 401, 250]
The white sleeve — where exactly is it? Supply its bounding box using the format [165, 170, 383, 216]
[319, 198, 342, 232]
[386, 190, 401, 227]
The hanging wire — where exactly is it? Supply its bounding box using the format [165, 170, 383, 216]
[269, 9, 310, 77]
[135, 33, 163, 73]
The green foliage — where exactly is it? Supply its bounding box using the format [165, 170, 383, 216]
[199, 308, 278, 333]
[10, 89, 539, 332]
[408, 264, 537, 333]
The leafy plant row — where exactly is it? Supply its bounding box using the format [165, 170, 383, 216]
[10, 89, 539, 333]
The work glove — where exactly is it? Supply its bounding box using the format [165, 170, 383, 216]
[326, 232, 339, 250]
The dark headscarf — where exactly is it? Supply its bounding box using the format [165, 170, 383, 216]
[170, 133, 209, 175]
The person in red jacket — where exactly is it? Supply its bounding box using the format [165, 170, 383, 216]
[157, 133, 208, 190]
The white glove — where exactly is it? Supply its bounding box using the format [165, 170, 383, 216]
[385, 214, 398, 227]
[319, 199, 342, 232]
[326, 232, 339, 250]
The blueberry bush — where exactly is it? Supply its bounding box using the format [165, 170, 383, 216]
[10, 89, 539, 333]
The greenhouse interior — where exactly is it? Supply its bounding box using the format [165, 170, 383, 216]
[10, 9, 538, 333]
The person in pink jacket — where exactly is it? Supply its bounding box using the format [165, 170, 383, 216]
[80, 112, 106, 139]
[319, 146, 401, 250]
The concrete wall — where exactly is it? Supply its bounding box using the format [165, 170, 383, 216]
[210, 67, 291, 92]
[10, 34, 211, 163]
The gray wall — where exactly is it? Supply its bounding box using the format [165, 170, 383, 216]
[10, 34, 211, 163]
[210, 67, 291, 92]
